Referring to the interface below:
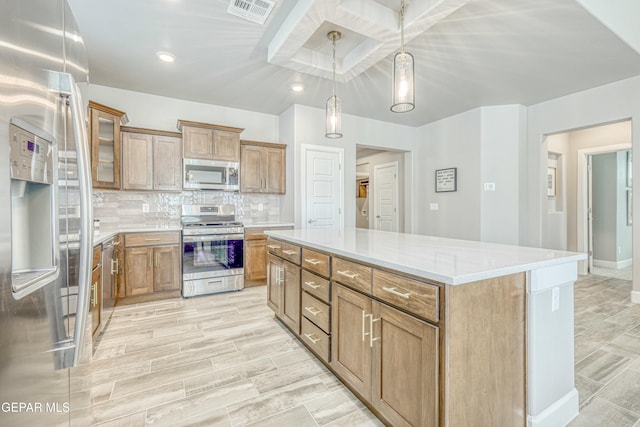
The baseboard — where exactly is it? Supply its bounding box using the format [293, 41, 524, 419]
[631, 290, 640, 304]
[593, 259, 632, 270]
[527, 388, 579, 427]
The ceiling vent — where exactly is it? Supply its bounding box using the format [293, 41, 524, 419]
[227, 0, 275, 25]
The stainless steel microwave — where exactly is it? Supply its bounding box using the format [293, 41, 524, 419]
[183, 158, 240, 191]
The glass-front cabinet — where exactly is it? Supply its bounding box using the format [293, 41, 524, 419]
[89, 101, 128, 189]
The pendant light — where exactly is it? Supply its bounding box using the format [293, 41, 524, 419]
[325, 30, 343, 138]
[391, 0, 415, 113]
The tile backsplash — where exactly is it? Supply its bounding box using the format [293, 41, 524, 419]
[93, 190, 284, 231]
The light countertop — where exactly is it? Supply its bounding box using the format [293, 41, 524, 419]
[242, 222, 295, 229]
[93, 226, 182, 246]
[265, 228, 587, 285]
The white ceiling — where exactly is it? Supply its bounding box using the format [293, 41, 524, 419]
[67, 0, 640, 127]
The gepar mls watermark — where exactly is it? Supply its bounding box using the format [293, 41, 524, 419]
[1, 402, 70, 413]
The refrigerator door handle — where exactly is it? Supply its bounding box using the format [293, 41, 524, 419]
[58, 73, 93, 368]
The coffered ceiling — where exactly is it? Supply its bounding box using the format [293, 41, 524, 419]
[67, 0, 640, 127]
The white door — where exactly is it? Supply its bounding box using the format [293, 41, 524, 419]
[373, 162, 398, 232]
[302, 145, 344, 228]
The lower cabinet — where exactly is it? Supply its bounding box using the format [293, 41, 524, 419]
[91, 245, 103, 340]
[122, 232, 181, 303]
[266, 253, 300, 334]
[113, 234, 125, 299]
[331, 283, 439, 427]
[245, 235, 268, 285]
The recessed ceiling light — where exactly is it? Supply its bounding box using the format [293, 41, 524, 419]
[156, 51, 175, 63]
[291, 83, 304, 92]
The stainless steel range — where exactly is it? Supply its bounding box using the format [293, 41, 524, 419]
[181, 204, 244, 297]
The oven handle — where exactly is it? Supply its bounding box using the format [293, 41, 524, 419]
[183, 234, 244, 243]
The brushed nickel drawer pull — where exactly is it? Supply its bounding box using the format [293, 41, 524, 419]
[304, 306, 322, 316]
[382, 286, 411, 299]
[267, 245, 280, 250]
[145, 238, 161, 242]
[305, 258, 322, 265]
[304, 333, 321, 344]
[337, 270, 358, 279]
[304, 281, 321, 289]
[282, 249, 297, 255]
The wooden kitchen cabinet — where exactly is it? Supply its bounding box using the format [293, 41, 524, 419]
[178, 119, 243, 162]
[122, 231, 181, 303]
[89, 101, 128, 190]
[266, 251, 301, 334]
[113, 234, 125, 300]
[331, 283, 373, 401]
[267, 254, 281, 313]
[91, 244, 103, 340]
[121, 127, 182, 191]
[245, 227, 293, 287]
[240, 141, 286, 194]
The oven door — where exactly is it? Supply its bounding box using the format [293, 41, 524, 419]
[182, 233, 244, 280]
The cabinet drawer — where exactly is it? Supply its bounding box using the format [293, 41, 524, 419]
[245, 228, 268, 241]
[331, 257, 372, 294]
[125, 232, 180, 247]
[372, 269, 440, 323]
[302, 291, 330, 334]
[92, 245, 102, 269]
[302, 270, 330, 303]
[301, 317, 330, 364]
[302, 248, 330, 278]
[266, 238, 282, 256]
[280, 241, 301, 265]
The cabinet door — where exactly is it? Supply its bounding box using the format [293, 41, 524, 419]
[153, 245, 181, 292]
[267, 255, 281, 314]
[114, 235, 126, 300]
[331, 283, 372, 401]
[122, 132, 153, 190]
[371, 301, 439, 427]
[154, 135, 182, 191]
[91, 266, 102, 336]
[183, 126, 213, 159]
[91, 108, 121, 189]
[240, 145, 264, 192]
[212, 130, 240, 162]
[265, 147, 285, 194]
[280, 260, 301, 334]
[245, 238, 267, 283]
[125, 247, 154, 296]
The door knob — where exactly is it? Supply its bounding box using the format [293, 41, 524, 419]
[308, 219, 316, 224]
[376, 215, 380, 218]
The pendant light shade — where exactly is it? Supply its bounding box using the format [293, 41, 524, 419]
[391, 0, 415, 113]
[326, 30, 343, 138]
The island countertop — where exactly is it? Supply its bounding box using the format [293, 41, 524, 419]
[265, 227, 586, 285]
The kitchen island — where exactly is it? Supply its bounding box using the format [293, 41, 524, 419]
[265, 228, 586, 427]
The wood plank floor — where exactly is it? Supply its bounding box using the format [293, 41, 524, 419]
[73, 274, 640, 426]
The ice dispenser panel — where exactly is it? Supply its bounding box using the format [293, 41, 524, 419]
[10, 119, 59, 298]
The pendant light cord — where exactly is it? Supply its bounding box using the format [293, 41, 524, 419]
[332, 35, 337, 101]
[400, 0, 405, 54]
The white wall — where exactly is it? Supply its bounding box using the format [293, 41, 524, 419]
[418, 108, 482, 240]
[526, 75, 640, 302]
[285, 105, 419, 230]
[480, 105, 527, 245]
[89, 85, 280, 142]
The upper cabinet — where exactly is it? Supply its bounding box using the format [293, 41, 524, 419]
[177, 119, 243, 162]
[121, 127, 182, 191]
[89, 101, 128, 190]
[240, 140, 286, 194]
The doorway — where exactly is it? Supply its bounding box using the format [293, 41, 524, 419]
[355, 145, 406, 231]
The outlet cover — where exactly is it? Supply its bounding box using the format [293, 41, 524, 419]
[484, 182, 496, 191]
[551, 287, 560, 312]
[142, 203, 149, 213]
[429, 203, 439, 211]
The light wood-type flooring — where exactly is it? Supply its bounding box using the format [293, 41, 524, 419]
[74, 274, 640, 426]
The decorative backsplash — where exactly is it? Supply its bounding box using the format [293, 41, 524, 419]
[93, 190, 283, 231]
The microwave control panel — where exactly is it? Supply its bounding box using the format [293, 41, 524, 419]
[9, 123, 53, 184]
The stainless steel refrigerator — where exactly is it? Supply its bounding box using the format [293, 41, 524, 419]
[0, 1, 93, 426]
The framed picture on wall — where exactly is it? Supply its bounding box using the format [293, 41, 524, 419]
[547, 167, 556, 197]
[435, 168, 457, 192]
[628, 190, 633, 226]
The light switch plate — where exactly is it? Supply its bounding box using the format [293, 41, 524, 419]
[430, 203, 439, 211]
